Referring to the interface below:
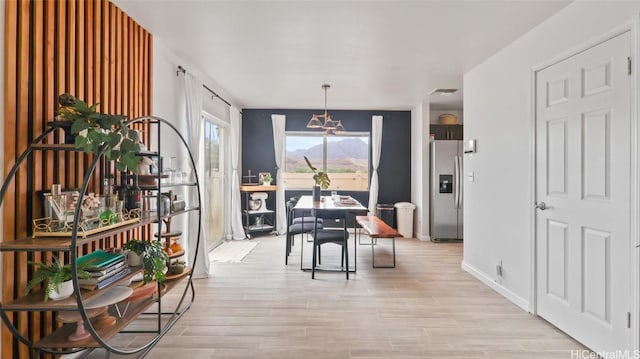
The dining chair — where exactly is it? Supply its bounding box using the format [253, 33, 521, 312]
[285, 198, 322, 265]
[311, 209, 350, 279]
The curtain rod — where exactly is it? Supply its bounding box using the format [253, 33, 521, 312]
[177, 65, 232, 107]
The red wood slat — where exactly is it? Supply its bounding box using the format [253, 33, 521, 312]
[55, 0, 66, 183]
[115, 6, 122, 114]
[31, 0, 45, 347]
[101, 0, 109, 111]
[86, 0, 94, 105]
[2, 2, 17, 357]
[65, 0, 77, 189]
[43, 0, 56, 340]
[109, 2, 116, 115]
[15, 2, 31, 357]
[2, 1, 154, 356]
[122, 16, 128, 121]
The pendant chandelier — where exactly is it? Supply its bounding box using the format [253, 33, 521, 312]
[306, 84, 346, 135]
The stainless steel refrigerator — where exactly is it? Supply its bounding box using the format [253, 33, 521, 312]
[430, 140, 463, 241]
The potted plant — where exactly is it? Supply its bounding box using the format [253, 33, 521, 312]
[123, 239, 169, 283]
[27, 257, 92, 302]
[304, 156, 330, 201]
[262, 173, 272, 186]
[56, 93, 142, 173]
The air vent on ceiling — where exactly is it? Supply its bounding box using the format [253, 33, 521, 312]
[430, 88, 458, 95]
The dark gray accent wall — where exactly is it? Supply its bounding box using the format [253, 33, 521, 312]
[241, 109, 412, 209]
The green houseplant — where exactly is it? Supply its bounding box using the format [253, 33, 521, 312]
[262, 173, 272, 185]
[27, 257, 92, 302]
[304, 156, 330, 201]
[57, 94, 142, 173]
[123, 239, 169, 283]
[303, 156, 330, 189]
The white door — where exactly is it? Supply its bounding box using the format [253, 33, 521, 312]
[204, 116, 226, 250]
[535, 32, 631, 352]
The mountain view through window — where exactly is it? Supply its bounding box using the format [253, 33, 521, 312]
[284, 133, 369, 190]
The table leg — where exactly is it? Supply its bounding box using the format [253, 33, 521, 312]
[371, 236, 396, 269]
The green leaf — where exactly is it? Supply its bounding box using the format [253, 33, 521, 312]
[119, 139, 139, 152]
[75, 99, 90, 112]
[87, 129, 102, 142]
[128, 130, 139, 141]
[75, 135, 88, 147]
[70, 119, 92, 134]
[116, 161, 128, 171]
[304, 156, 317, 172]
[88, 112, 104, 120]
[107, 132, 122, 147]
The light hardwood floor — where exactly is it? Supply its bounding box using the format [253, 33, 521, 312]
[84, 234, 587, 358]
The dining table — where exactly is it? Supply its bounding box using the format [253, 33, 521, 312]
[291, 195, 368, 272]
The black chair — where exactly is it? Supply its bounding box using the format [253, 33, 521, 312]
[285, 198, 322, 265]
[289, 196, 323, 226]
[310, 209, 350, 279]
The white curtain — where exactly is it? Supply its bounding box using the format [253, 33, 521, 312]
[230, 107, 246, 239]
[184, 73, 209, 278]
[271, 114, 286, 234]
[368, 116, 383, 214]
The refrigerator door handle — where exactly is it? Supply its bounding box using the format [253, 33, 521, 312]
[454, 155, 460, 209]
[457, 155, 462, 209]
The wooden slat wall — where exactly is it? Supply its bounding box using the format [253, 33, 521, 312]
[2, 1, 153, 357]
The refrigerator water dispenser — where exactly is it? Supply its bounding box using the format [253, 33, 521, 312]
[439, 175, 453, 193]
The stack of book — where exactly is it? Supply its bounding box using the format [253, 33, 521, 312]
[77, 250, 130, 290]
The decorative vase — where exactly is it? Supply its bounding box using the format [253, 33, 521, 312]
[312, 185, 321, 202]
[126, 251, 143, 267]
[263, 181, 271, 186]
[48, 280, 74, 301]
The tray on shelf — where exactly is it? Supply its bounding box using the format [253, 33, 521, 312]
[33, 217, 140, 238]
[164, 266, 192, 281]
[245, 224, 274, 231]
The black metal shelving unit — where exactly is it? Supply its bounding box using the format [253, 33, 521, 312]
[0, 116, 202, 358]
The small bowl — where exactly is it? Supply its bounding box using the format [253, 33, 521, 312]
[248, 199, 261, 210]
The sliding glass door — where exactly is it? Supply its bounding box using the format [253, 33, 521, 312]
[203, 115, 226, 250]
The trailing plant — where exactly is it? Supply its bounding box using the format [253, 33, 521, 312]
[26, 257, 91, 302]
[123, 239, 169, 283]
[303, 156, 331, 189]
[57, 94, 142, 172]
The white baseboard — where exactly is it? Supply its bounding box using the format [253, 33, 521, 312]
[461, 260, 530, 312]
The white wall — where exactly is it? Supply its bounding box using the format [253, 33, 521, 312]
[463, 1, 640, 310]
[411, 101, 430, 240]
[152, 38, 242, 244]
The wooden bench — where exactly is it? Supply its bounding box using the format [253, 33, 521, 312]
[356, 215, 402, 268]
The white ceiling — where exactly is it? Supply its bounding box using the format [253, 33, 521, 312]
[114, 0, 572, 111]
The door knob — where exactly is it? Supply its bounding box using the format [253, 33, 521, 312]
[535, 202, 548, 210]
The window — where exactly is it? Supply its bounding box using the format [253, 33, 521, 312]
[284, 132, 370, 190]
